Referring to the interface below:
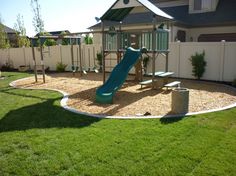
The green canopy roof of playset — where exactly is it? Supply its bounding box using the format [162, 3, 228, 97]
[100, 0, 173, 22]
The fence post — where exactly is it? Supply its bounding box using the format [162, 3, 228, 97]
[177, 40, 181, 78]
[219, 40, 225, 81]
[8, 48, 10, 66]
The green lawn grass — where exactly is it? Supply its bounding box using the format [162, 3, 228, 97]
[0, 72, 236, 176]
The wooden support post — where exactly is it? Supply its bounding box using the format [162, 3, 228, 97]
[88, 48, 91, 71]
[39, 38, 45, 83]
[117, 21, 122, 64]
[31, 39, 37, 82]
[166, 22, 170, 72]
[152, 15, 157, 89]
[141, 55, 143, 82]
[102, 21, 106, 83]
[165, 52, 169, 72]
[71, 44, 75, 75]
[93, 46, 95, 67]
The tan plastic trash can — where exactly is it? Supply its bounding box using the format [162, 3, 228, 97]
[171, 87, 189, 114]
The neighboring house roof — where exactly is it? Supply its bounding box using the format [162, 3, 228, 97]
[35, 30, 70, 37]
[48, 30, 70, 35]
[0, 23, 16, 34]
[90, 0, 236, 29]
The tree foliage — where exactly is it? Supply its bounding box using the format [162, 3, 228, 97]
[84, 34, 93, 44]
[44, 38, 56, 46]
[39, 32, 56, 46]
[31, 0, 44, 34]
[14, 14, 30, 47]
[60, 31, 70, 45]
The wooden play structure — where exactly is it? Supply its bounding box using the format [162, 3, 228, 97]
[30, 33, 103, 83]
[95, 0, 181, 104]
[99, 0, 180, 90]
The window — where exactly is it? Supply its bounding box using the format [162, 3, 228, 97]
[177, 30, 186, 42]
[202, 0, 212, 10]
[193, 0, 212, 11]
[194, 0, 202, 10]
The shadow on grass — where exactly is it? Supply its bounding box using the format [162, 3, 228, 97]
[160, 116, 184, 124]
[0, 87, 51, 101]
[0, 97, 101, 133]
[160, 112, 185, 124]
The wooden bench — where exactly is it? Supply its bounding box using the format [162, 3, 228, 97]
[164, 81, 181, 89]
[140, 72, 176, 89]
[139, 79, 152, 88]
[158, 72, 174, 77]
[146, 72, 174, 77]
[146, 71, 165, 76]
[157, 72, 174, 86]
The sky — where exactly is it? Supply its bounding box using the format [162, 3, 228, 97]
[0, 0, 114, 37]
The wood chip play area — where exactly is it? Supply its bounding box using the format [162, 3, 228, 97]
[13, 73, 236, 117]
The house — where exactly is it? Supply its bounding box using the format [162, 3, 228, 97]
[0, 23, 18, 47]
[89, 0, 236, 43]
[34, 30, 81, 45]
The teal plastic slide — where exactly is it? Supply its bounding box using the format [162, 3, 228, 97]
[96, 47, 141, 104]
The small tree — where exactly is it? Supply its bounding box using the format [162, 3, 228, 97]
[14, 14, 30, 47]
[189, 51, 207, 79]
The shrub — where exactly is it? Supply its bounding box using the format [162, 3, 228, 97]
[189, 51, 207, 79]
[1, 60, 14, 71]
[44, 39, 56, 46]
[56, 62, 67, 72]
[232, 79, 236, 87]
[96, 52, 102, 67]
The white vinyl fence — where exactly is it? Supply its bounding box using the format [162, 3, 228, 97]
[0, 41, 236, 82]
[0, 44, 102, 72]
